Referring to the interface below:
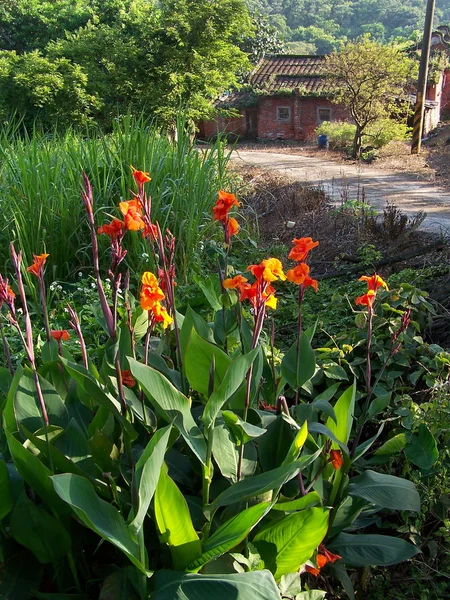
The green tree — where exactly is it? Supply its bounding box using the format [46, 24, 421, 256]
[326, 36, 415, 158]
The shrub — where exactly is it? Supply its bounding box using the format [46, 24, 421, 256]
[316, 118, 411, 151]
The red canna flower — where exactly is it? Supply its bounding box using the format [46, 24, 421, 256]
[212, 190, 240, 222]
[286, 262, 319, 291]
[97, 218, 124, 240]
[121, 369, 136, 387]
[27, 254, 49, 277]
[355, 289, 376, 308]
[50, 329, 70, 341]
[330, 449, 344, 470]
[288, 237, 319, 262]
[305, 565, 320, 577]
[130, 165, 151, 186]
[142, 222, 158, 240]
[319, 545, 342, 564]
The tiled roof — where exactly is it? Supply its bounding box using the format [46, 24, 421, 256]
[249, 55, 330, 96]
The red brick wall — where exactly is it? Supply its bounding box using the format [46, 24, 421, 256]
[198, 114, 247, 139]
[256, 96, 349, 141]
[440, 69, 450, 118]
[199, 95, 350, 141]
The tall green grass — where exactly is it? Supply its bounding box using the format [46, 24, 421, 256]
[0, 114, 233, 283]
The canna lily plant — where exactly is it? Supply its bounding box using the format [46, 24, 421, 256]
[0, 169, 424, 600]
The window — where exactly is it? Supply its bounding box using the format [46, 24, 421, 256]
[317, 107, 332, 123]
[277, 106, 291, 122]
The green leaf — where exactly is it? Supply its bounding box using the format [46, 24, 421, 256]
[369, 433, 407, 463]
[281, 333, 316, 391]
[61, 359, 137, 441]
[222, 410, 267, 445]
[296, 592, 326, 600]
[258, 415, 295, 472]
[367, 393, 391, 419]
[307, 422, 349, 454]
[2, 365, 23, 434]
[0, 550, 42, 600]
[188, 502, 271, 571]
[154, 466, 201, 570]
[405, 425, 439, 470]
[208, 455, 320, 515]
[253, 507, 329, 580]
[52, 473, 146, 574]
[328, 533, 420, 566]
[272, 491, 321, 512]
[312, 399, 337, 424]
[180, 306, 215, 359]
[14, 369, 68, 433]
[128, 358, 207, 465]
[152, 570, 282, 600]
[212, 423, 257, 482]
[129, 426, 172, 535]
[99, 566, 140, 600]
[282, 420, 308, 465]
[328, 496, 367, 537]
[0, 459, 13, 520]
[347, 470, 420, 512]
[321, 361, 348, 381]
[325, 380, 356, 446]
[203, 349, 259, 428]
[184, 328, 231, 397]
[6, 429, 69, 515]
[10, 494, 71, 564]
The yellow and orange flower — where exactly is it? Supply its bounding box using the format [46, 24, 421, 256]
[50, 330, 70, 341]
[27, 254, 49, 277]
[288, 237, 319, 262]
[223, 275, 249, 289]
[330, 449, 344, 470]
[130, 165, 151, 186]
[97, 218, 124, 240]
[140, 271, 165, 310]
[152, 302, 173, 329]
[358, 274, 388, 291]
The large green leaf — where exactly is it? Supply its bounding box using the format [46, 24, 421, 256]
[2, 365, 23, 434]
[207, 454, 320, 515]
[10, 494, 71, 564]
[188, 502, 271, 571]
[328, 533, 420, 566]
[222, 410, 267, 445]
[6, 429, 69, 515]
[272, 491, 321, 512]
[14, 368, 68, 433]
[180, 306, 215, 360]
[203, 349, 259, 428]
[347, 470, 420, 512]
[258, 415, 295, 472]
[152, 570, 282, 600]
[0, 459, 13, 519]
[129, 426, 172, 535]
[154, 466, 201, 570]
[212, 423, 257, 482]
[253, 507, 329, 580]
[184, 328, 231, 397]
[325, 380, 356, 446]
[61, 359, 137, 441]
[281, 333, 316, 391]
[405, 425, 439, 470]
[0, 550, 42, 600]
[128, 358, 207, 465]
[51, 473, 146, 574]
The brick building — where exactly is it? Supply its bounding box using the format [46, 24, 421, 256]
[199, 55, 349, 142]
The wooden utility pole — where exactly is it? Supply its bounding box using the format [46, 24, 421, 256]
[411, 0, 436, 154]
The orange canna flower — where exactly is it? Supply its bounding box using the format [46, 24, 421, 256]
[359, 274, 388, 291]
[50, 329, 70, 341]
[140, 285, 165, 311]
[330, 449, 344, 470]
[119, 199, 145, 231]
[304, 565, 320, 577]
[355, 289, 376, 308]
[27, 254, 49, 277]
[97, 218, 124, 240]
[288, 237, 319, 262]
[317, 554, 327, 568]
[227, 216, 239, 238]
[0, 281, 16, 308]
[212, 190, 240, 222]
[130, 165, 151, 185]
[121, 369, 136, 387]
[142, 222, 158, 240]
[223, 275, 248, 289]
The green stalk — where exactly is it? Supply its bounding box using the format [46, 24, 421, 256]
[202, 425, 215, 543]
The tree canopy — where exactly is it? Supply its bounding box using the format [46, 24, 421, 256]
[325, 36, 416, 158]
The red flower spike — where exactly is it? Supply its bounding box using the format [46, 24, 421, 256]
[330, 449, 344, 470]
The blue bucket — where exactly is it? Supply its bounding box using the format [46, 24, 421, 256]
[318, 134, 329, 149]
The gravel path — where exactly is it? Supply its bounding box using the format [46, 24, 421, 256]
[232, 150, 450, 234]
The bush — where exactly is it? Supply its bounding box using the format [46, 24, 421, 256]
[315, 120, 356, 149]
[316, 118, 411, 151]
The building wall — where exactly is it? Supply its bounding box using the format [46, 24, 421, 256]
[440, 68, 450, 119]
[256, 95, 349, 141]
[199, 114, 247, 139]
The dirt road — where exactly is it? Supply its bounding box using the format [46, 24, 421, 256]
[233, 150, 450, 234]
